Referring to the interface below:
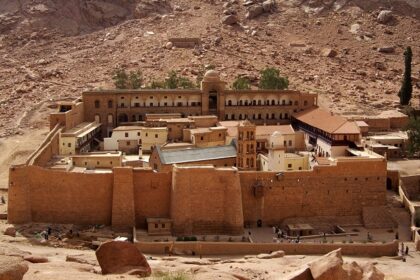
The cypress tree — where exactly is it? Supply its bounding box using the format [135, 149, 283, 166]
[398, 47, 412, 105]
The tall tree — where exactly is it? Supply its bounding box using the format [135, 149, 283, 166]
[398, 46, 413, 105]
[112, 68, 128, 89]
[258, 67, 289, 90]
[128, 70, 143, 89]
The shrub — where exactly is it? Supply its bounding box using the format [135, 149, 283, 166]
[258, 67, 289, 90]
[232, 76, 251, 90]
[112, 68, 129, 89]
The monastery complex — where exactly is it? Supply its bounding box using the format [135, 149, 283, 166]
[8, 71, 411, 237]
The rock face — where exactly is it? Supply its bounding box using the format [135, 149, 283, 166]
[377, 10, 394, 24]
[0, 255, 29, 280]
[95, 241, 151, 276]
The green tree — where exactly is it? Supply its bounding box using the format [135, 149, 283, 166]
[178, 77, 196, 89]
[258, 67, 289, 90]
[112, 68, 128, 89]
[128, 70, 143, 89]
[148, 80, 165, 89]
[164, 71, 196, 89]
[405, 116, 420, 156]
[398, 46, 413, 105]
[165, 71, 179, 89]
[232, 76, 251, 90]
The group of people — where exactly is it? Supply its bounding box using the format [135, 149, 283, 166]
[272, 226, 301, 243]
[39, 227, 76, 241]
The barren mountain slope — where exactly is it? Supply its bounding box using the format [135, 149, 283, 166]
[0, 0, 419, 137]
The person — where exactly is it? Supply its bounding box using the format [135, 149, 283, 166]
[47, 227, 52, 235]
[272, 226, 276, 234]
[395, 231, 399, 240]
[405, 246, 409, 256]
[401, 242, 405, 256]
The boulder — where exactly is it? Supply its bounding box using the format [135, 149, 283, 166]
[360, 262, 385, 280]
[377, 10, 393, 24]
[308, 249, 345, 280]
[246, 5, 264, 19]
[23, 255, 48, 263]
[321, 48, 338, 58]
[286, 267, 314, 280]
[4, 226, 16, 237]
[0, 255, 29, 280]
[377, 46, 395, 53]
[343, 261, 363, 280]
[222, 15, 238, 25]
[257, 250, 285, 259]
[262, 0, 275, 12]
[165, 41, 173, 49]
[95, 241, 151, 276]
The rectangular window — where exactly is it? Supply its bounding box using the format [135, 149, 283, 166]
[288, 164, 292, 168]
[125, 133, 128, 137]
[155, 134, 158, 138]
[68, 143, 71, 147]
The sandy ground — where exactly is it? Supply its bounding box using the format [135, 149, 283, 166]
[0, 219, 420, 280]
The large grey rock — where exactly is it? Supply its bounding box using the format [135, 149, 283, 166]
[95, 241, 151, 276]
[246, 5, 264, 19]
[0, 255, 29, 280]
[377, 10, 394, 24]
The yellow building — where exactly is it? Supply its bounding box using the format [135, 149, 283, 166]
[259, 131, 310, 171]
[59, 122, 101, 155]
[187, 127, 227, 148]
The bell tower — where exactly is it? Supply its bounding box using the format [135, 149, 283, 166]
[200, 70, 226, 119]
[236, 120, 257, 170]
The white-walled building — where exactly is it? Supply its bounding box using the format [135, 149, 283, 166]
[104, 126, 168, 154]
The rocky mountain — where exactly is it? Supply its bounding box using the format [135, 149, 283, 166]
[0, 0, 419, 137]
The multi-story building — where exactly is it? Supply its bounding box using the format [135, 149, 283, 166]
[82, 70, 317, 137]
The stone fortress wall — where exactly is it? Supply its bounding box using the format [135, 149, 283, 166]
[8, 136, 387, 234]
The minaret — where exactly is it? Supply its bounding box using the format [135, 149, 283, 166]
[236, 120, 256, 170]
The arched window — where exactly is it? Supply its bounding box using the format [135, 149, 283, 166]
[94, 100, 100, 108]
[253, 100, 256, 105]
[272, 113, 275, 119]
[228, 100, 232, 106]
[258, 100, 262, 105]
[271, 100, 276, 105]
[294, 101, 298, 106]
[239, 114, 242, 120]
[108, 100, 113, 108]
[239, 100, 243, 106]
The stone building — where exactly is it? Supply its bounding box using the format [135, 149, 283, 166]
[236, 120, 257, 170]
[82, 70, 317, 137]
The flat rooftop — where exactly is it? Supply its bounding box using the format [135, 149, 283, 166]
[61, 122, 101, 138]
